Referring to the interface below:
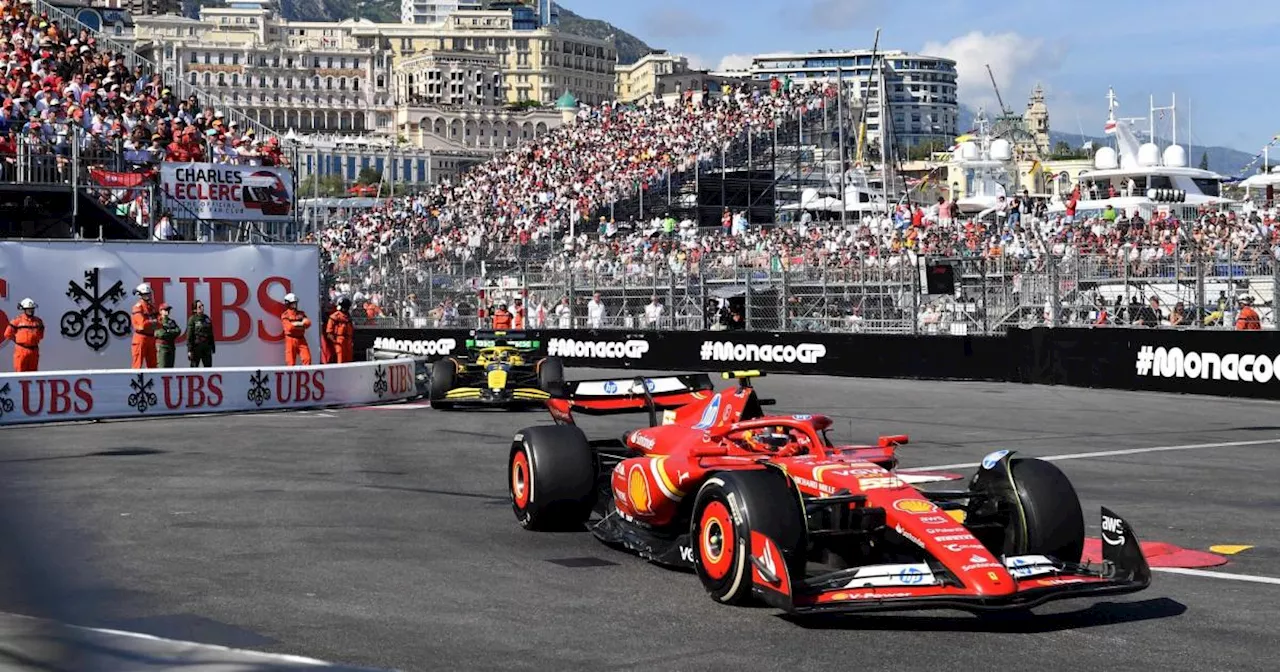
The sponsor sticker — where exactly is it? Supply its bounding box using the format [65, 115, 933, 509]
[699, 340, 827, 365]
[892, 498, 938, 514]
[1135, 345, 1280, 383]
[859, 476, 905, 490]
[372, 337, 458, 357]
[1102, 513, 1126, 546]
[981, 449, 1010, 470]
[548, 338, 649, 360]
[894, 524, 925, 548]
[693, 393, 722, 430]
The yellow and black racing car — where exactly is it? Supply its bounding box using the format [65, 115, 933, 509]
[428, 331, 564, 410]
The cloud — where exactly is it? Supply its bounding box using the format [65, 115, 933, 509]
[790, 0, 885, 32]
[641, 8, 719, 39]
[714, 54, 754, 72]
[921, 31, 1066, 116]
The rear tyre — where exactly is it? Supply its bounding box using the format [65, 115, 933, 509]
[509, 425, 596, 531]
[690, 469, 807, 605]
[429, 358, 456, 410]
[967, 457, 1085, 562]
[537, 357, 565, 396]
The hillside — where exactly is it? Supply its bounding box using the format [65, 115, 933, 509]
[271, 1, 654, 63]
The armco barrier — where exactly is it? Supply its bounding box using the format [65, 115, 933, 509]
[356, 328, 1011, 381]
[359, 326, 1280, 401]
[0, 360, 419, 426]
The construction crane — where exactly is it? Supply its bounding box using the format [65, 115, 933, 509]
[985, 64, 1012, 117]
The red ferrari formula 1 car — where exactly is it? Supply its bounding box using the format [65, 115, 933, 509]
[508, 371, 1151, 615]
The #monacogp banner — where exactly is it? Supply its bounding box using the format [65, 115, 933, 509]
[0, 241, 320, 373]
[160, 162, 295, 222]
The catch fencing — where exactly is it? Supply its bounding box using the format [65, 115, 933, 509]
[336, 246, 1280, 334]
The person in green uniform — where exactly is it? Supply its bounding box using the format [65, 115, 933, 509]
[155, 303, 181, 368]
[186, 299, 216, 367]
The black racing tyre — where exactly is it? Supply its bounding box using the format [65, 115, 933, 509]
[968, 457, 1085, 563]
[690, 469, 807, 606]
[537, 357, 565, 396]
[429, 358, 456, 409]
[509, 425, 596, 531]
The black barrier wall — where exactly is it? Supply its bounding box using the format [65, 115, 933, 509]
[355, 328, 1011, 381]
[358, 326, 1280, 401]
[1012, 327, 1280, 400]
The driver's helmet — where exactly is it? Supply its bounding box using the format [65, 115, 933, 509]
[742, 426, 794, 454]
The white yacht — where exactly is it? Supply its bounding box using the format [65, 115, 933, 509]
[1237, 166, 1280, 206]
[950, 111, 1016, 214]
[1048, 88, 1232, 219]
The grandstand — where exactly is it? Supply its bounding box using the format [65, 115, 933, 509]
[0, 0, 288, 240]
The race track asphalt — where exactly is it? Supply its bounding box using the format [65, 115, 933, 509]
[0, 371, 1277, 672]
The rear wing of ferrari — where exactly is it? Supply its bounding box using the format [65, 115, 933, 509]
[546, 374, 715, 425]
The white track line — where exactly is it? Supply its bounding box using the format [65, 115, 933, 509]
[1153, 567, 1280, 586]
[901, 437, 1280, 471]
[3, 613, 346, 666]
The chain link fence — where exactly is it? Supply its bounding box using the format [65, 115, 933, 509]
[335, 241, 1280, 334]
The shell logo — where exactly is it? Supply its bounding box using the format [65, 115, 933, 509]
[893, 498, 938, 514]
[628, 466, 652, 515]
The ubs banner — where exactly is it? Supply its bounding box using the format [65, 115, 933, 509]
[0, 241, 321, 372]
[357, 328, 1009, 381]
[1012, 327, 1280, 400]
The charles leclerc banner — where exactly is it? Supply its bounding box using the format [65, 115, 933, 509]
[0, 241, 320, 373]
[160, 162, 295, 222]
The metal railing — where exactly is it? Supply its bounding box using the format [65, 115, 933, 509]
[337, 245, 1280, 334]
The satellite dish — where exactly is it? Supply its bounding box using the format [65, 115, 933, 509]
[1137, 143, 1160, 167]
[1163, 145, 1188, 168]
[1095, 146, 1118, 170]
[990, 139, 1013, 161]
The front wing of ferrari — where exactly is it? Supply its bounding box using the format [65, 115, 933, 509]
[748, 507, 1151, 616]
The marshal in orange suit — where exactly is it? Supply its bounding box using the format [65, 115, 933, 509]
[131, 283, 159, 369]
[4, 298, 45, 372]
[281, 292, 313, 366]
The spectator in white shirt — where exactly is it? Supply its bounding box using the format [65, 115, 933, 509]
[644, 295, 664, 328]
[555, 297, 572, 328]
[587, 292, 605, 329]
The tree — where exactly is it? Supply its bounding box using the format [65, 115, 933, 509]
[1198, 151, 1209, 170]
[1053, 140, 1072, 156]
[356, 167, 383, 186]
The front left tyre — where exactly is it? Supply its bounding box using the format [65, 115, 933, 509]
[429, 358, 456, 410]
[509, 425, 596, 531]
[690, 469, 807, 605]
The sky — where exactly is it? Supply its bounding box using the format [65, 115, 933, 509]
[557, 0, 1280, 153]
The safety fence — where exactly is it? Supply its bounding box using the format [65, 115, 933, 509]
[337, 249, 1280, 335]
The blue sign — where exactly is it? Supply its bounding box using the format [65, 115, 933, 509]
[603, 380, 618, 394]
[981, 449, 1010, 470]
[694, 393, 722, 430]
[645, 378, 656, 392]
[899, 567, 924, 584]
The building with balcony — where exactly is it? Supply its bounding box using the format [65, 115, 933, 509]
[615, 50, 689, 105]
[721, 49, 959, 147]
[131, 3, 615, 148]
[401, 0, 480, 26]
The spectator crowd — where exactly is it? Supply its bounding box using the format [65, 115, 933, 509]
[0, 0, 287, 174]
